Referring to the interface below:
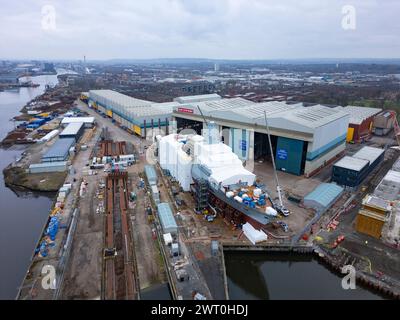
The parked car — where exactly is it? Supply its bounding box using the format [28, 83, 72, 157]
[277, 221, 289, 232]
[275, 204, 290, 217]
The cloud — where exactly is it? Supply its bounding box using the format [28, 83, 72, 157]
[0, 0, 399, 60]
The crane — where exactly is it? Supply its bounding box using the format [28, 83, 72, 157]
[391, 111, 400, 148]
[264, 111, 289, 215]
[197, 106, 209, 126]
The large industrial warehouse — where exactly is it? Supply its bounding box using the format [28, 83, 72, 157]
[88, 90, 179, 138]
[171, 95, 350, 177]
[87, 91, 352, 177]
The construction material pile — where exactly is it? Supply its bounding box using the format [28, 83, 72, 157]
[227, 185, 277, 215]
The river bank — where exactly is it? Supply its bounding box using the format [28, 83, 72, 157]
[0, 73, 60, 299]
[3, 166, 67, 192]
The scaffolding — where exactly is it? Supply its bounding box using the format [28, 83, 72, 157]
[193, 179, 209, 212]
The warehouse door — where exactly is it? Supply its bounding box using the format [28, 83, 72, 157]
[221, 126, 230, 145]
[176, 117, 203, 135]
[275, 137, 305, 175]
[254, 132, 277, 161]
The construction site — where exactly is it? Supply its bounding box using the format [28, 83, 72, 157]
[13, 89, 400, 300]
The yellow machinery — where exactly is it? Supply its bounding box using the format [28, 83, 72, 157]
[50, 207, 61, 216]
[346, 127, 354, 142]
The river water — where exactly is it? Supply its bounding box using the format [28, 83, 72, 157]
[0, 74, 61, 299]
[225, 251, 386, 300]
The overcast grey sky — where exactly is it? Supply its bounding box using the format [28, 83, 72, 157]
[1, 0, 399, 60]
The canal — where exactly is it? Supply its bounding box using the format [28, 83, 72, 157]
[224, 251, 386, 300]
[0, 73, 60, 299]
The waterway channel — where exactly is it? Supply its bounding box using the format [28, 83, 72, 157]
[0, 73, 60, 299]
[225, 251, 386, 300]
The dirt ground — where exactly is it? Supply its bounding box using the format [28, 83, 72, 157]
[75, 101, 167, 293]
[129, 169, 167, 290]
[254, 161, 318, 237]
[3, 166, 67, 191]
[60, 174, 104, 299]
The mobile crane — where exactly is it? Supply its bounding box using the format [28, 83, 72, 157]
[264, 111, 290, 217]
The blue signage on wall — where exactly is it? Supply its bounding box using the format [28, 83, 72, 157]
[240, 140, 247, 151]
[277, 149, 288, 160]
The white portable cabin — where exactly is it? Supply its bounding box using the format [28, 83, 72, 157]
[119, 154, 135, 164]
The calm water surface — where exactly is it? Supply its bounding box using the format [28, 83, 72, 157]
[225, 251, 386, 300]
[0, 74, 59, 299]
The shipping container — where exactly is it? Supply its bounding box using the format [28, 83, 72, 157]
[151, 185, 160, 204]
[332, 156, 370, 187]
[145, 165, 158, 185]
[352, 146, 384, 175]
[29, 161, 68, 173]
[157, 203, 178, 235]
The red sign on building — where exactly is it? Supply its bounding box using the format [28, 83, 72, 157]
[177, 107, 194, 114]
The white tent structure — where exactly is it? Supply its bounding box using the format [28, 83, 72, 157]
[195, 142, 255, 188]
[242, 222, 268, 245]
[158, 132, 255, 191]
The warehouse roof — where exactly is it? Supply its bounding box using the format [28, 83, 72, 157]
[122, 105, 173, 118]
[42, 138, 75, 160]
[61, 117, 95, 125]
[174, 93, 221, 104]
[334, 156, 369, 171]
[282, 104, 348, 129]
[60, 122, 83, 136]
[29, 161, 68, 169]
[89, 89, 151, 108]
[392, 157, 400, 172]
[203, 102, 348, 133]
[157, 203, 178, 231]
[228, 101, 302, 120]
[191, 97, 255, 115]
[382, 170, 400, 184]
[352, 146, 384, 165]
[362, 194, 391, 211]
[304, 183, 344, 209]
[374, 170, 400, 201]
[340, 106, 382, 125]
[90, 90, 174, 119]
[144, 165, 157, 183]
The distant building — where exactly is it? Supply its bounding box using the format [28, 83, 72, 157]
[43, 62, 56, 73]
[336, 106, 382, 143]
[0, 73, 18, 83]
[181, 81, 215, 95]
[373, 110, 396, 136]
